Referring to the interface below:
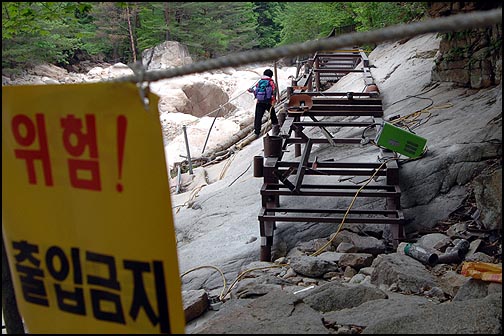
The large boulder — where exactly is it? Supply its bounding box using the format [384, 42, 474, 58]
[191, 289, 329, 334]
[142, 41, 193, 70]
[180, 81, 234, 118]
[150, 77, 235, 118]
[85, 62, 133, 81]
[370, 253, 438, 294]
[362, 293, 502, 334]
[473, 168, 502, 230]
[26, 63, 68, 79]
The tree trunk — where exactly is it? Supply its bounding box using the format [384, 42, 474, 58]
[163, 3, 171, 40]
[126, 3, 137, 63]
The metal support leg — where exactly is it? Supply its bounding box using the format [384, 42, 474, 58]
[294, 116, 302, 157]
[260, 220, 275, 261]
[386, 160, 404, 247]
[260, 158, 279, 261]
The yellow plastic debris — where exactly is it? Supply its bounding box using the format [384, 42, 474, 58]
[461, 261, 502, 283]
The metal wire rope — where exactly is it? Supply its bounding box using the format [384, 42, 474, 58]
[111, 9, 501, 84]
[126, 9, 501, 167]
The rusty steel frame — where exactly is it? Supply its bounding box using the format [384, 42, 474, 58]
[257, 48, 405, 262]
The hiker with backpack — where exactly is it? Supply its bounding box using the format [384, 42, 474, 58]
[247, 69, 280, 137]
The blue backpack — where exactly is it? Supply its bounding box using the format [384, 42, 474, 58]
[255, 79, 274, 103]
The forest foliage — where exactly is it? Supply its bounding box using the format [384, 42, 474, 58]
[2, 2, 427, 72]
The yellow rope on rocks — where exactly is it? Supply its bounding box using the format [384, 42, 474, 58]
[391, 103, 454, 130]
[310, 158, 399, 257]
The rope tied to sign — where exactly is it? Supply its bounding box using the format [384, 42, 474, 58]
[128, 61, 151, 112]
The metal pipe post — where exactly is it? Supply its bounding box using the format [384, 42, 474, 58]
[182, 125, 193, 175]
[253, 156, 264, 177]
[274, 61, 280, 103]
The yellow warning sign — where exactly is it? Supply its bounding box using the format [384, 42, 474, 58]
[2, 82, 185, 333]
